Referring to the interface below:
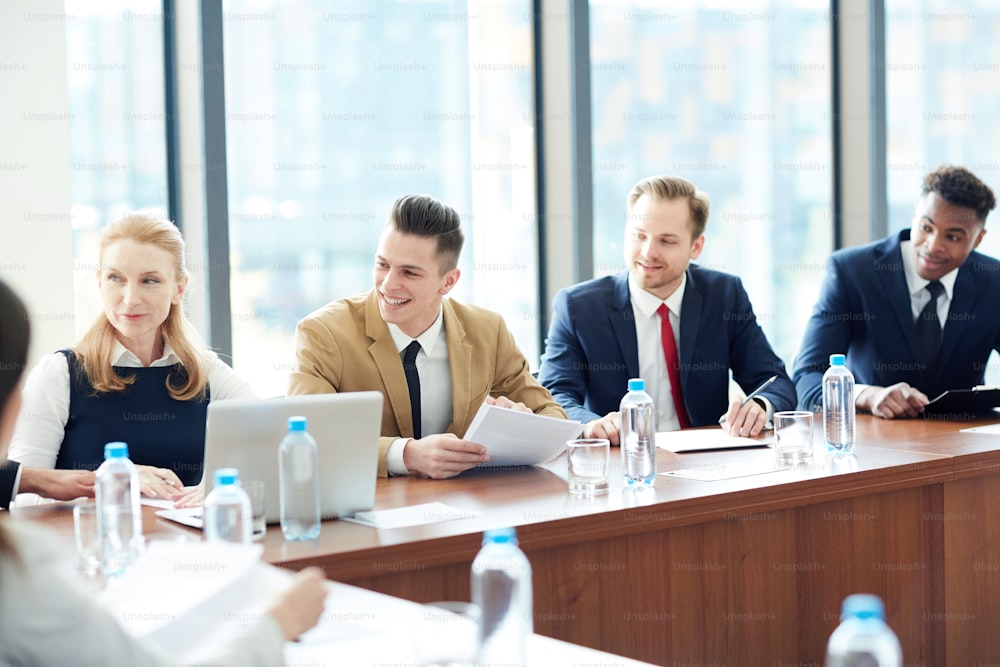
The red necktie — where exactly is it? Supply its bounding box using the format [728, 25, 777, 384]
[657, 303, 691, 429]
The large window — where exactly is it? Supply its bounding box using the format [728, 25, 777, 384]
[222, 0, 537, 396]
[65, 0, 169, 337]
[885, 0, 1000, 382]
[589, 1, 833, 370]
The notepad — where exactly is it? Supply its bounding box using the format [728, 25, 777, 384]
[341, 502, 481, 529]
[656, 429, 772, 453]
[924, 387, 1000, 418]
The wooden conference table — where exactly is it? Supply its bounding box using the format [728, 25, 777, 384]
[18, 414, 1000, 666]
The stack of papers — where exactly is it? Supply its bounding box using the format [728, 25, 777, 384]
[463, 404, 583, 467]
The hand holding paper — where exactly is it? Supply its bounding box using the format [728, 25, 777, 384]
[463, 403, 583, 467]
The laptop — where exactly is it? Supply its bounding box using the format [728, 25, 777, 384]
[158, 392, 383, 528]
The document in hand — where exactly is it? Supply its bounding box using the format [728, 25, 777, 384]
[462, 403, 583, 467]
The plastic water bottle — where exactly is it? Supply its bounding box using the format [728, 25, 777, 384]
[203, 468, 252, 544]
[826, 594, 902, 666]
[823, 354, 856, 458]
[279, 415, 321, 540]
[471, 527, 533, 666]
[95, 441, 143, 577]
[620, 378, 656, 487]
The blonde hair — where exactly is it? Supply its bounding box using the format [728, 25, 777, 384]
[74, 214, 211, 401]
[627, 175, 712, 238]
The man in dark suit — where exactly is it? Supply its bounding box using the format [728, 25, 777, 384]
[793, 165, 1000, 418]
[538, 175, 795, 443]
[0, 459, 93, 509]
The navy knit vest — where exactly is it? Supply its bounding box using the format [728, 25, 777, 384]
[56, 350, 210, 485]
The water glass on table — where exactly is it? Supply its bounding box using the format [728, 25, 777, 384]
[774, 411, 814, 466]
[566, 438, 611, 496]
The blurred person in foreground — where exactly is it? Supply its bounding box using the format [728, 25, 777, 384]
[0, 277, 327, 664]
[289, 194, 566, 478]
[8, 214, 255, 506]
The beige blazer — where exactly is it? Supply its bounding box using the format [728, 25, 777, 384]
[288, 289, 566, 476]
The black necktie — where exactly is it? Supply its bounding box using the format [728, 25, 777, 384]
[916, 281, 945, 383]
[402, 341, 422, 439]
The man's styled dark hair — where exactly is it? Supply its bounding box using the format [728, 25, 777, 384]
[387, 194, 465, 271]
[922, 165, 996, 224]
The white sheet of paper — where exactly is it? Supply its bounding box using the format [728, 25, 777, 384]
[656, 429, 772, 453]
[462, 403, 583, 467]
[343, 501, 481, 529]
[662, 462, 790, 482]
[960, 423, 1000, 435]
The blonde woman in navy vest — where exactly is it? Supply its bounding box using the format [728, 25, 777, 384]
[9, 214, 255, 505]
[0, 278, 327, 663]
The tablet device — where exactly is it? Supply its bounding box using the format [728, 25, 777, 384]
[923, 387, 1000, 419]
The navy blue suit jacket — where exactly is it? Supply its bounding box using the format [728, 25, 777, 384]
[0, 460, 18, 509]
[538, 267, 796, 426]
[792, 230, 1000, 411]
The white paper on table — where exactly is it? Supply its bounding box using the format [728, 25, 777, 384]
[656, 429, 772, 453]
[960, 423, 1000, 435]
[342, 501, 481, 529]
[462, 403, 583, 467]
[661, 462, 790, 482]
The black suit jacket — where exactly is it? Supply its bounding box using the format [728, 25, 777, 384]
[0, 459, 19, 509]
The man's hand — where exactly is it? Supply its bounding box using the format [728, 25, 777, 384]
[485, 395, 532, 413]
[583, 412, 622, 445]
[856, 383, 928, 419]
[723, 399, 768, 437]
[403, 433, 490, 479]
[19, 467, 95, 500]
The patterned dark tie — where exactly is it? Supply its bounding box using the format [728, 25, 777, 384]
[402, 340, 422, 439]
[915, 281, 945, 384]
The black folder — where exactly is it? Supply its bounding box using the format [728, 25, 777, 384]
[922, 387, 1000, 419]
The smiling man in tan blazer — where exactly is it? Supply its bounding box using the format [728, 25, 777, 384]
[289, 194, 566, 479]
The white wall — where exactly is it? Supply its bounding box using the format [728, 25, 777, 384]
[0, 0, 76, 367]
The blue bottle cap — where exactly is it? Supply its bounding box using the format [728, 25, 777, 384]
[627, 378, 646, 392]
[104, 442, 129, 459]
[483, 526, 517, 545]
[288, 416, 308, 432]
[830, 354, 846, 367]
[213, 467, 239, 486]
[841, 593, 884, 621]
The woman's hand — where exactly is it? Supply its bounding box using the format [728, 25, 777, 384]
[269, 567, 328, 641]
[169, 482, 204, 508]
[135, 464, 184, 498]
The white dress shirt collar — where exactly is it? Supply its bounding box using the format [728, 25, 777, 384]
[387, 310, 445, 354]
[900, 240, 958, 301]
[628, 271, 687, 320]
[111, 339, 182, 368]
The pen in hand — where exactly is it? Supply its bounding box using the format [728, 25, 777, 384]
[739, 375, 778, 407]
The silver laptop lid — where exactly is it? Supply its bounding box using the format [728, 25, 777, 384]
[202, 392, 383, 522]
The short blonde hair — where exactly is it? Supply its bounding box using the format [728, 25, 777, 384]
[627, 175, 711, 238]
[75, 213, 211, 401]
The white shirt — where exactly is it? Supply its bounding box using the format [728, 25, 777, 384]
[8, 340, 256, 471]
[629, 272, 686, 432]
[900, 239, 957, 324]
[384, 312, 453, 476]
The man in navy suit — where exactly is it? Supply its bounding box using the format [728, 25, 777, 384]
[793, 165, 1000, 418]
[538, 175, 795, 443]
